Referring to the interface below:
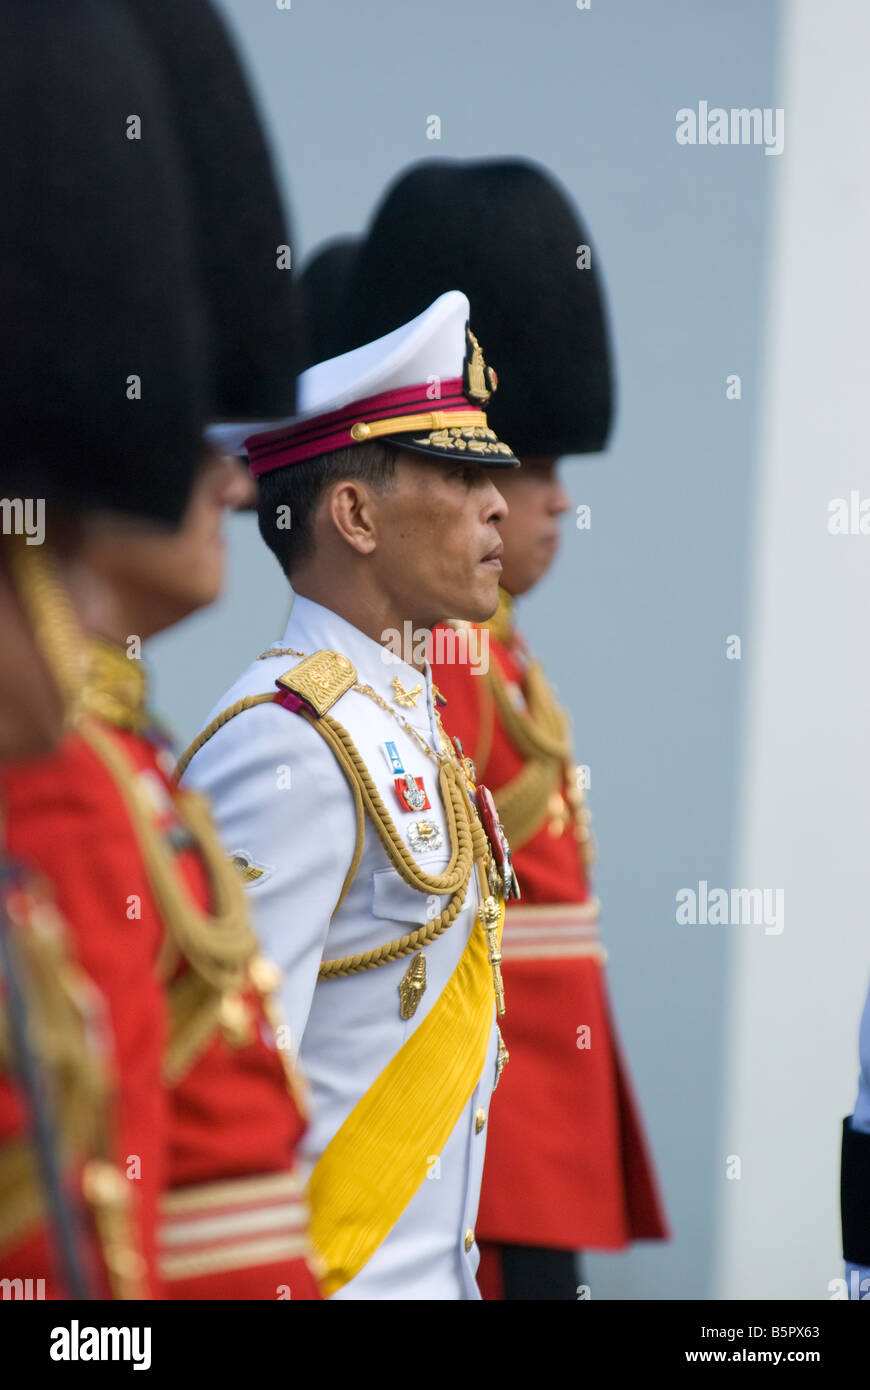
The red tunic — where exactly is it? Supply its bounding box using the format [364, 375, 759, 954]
[0, 863, 114, 1299]
[431, 618, 669, 1251]
[1, 723, 321, 1300]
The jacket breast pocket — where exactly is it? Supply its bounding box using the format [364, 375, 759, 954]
[371, 856, 449, 927]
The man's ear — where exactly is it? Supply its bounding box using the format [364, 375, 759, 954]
[327, 479, 378, 556]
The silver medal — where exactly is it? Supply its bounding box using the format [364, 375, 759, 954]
[407, 819, 443, 853]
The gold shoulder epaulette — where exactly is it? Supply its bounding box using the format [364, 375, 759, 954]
[276, 649, 357, 717]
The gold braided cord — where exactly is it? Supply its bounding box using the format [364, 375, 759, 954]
[258, 646, 307, 661]
[0, 1139, 46, 1251]
[163, 969, 225, 1085]
[312, 711, 485, 896]
[491, 754, 562, 852]
[304, 710, 487, 978]
[173, 650, 492, 979]
[180, 667, 483, 896]
[173, 692, 276, 782]
[318, 893, 467, 978]
[0, 884, 148, 1296]
[81, 638, 149, 733]
[482, 586, 515, 646]
[81, 1159, 149, 1300]
[0, 542, 141, 1281]
[0, 893, 111, 1165]
[248, 956, 311, 1118]
[79, 717, 257, 993]
[258, 646, 447, 772]
[330, 750, 365, 919]
[4, 534, 87, 723]
[487, 657, 571, 762]
[485, 644, 596, 872]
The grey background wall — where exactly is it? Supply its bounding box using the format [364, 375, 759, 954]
[149, 0, 783, 1298]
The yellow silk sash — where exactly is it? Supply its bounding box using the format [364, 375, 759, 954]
[309, 908, 501, 1295]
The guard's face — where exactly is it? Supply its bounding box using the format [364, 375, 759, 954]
[493, 456, 572, 596]
[74, 451, 254, 641]
[371, 452, 507, 628]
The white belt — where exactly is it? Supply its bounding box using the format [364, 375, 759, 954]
[500, 899, 607, 962]
[159, 1170, 310, 1281]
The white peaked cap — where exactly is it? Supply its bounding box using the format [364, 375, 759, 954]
[207, 290, 518, 476]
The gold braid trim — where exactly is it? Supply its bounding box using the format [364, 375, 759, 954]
[164, 971, 225, 1085]
[81, 638, 149, 734]
[174, 669, 491, 979]
[81, 1159, 148, 1300]
[0, 893, 109, 1161]
[329, 746, 365, 919]
[248, 957, 311, 1118]
[79, 711, 310, 1118]
[0, 1140, 46, 1250]
[4, 534, 87, 724]
[307, 711, 489, 978]
[172, 687, 490, 980]
[481, 657, 571, 852]
[491, 754, 562, 852]
[79, 717, 257, 994]
[0, 887, 148, 1296]
[488, 657, 571, 762]
[0, 887, 116, 1271]
[174, 693, 276, 783]
[175, 691, 372, 923]
[312, 712, 481, 895]
[484, 654, 596, 869]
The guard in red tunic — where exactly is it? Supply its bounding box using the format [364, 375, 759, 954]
[0, 0, 310, 1297]
[296, 158, 670, 1298]
[431, 597, 668, 1296]
[2, 491, 323, 1301]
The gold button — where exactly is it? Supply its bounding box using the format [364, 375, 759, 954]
[475, 1108, 486, 1134]
[219, 991, 255, 1047]
[464, 1228, 475, 1253]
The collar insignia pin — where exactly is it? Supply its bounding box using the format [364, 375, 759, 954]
[392, 676, 422, 708]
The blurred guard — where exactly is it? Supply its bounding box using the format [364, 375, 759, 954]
[842, 995, 870, 1297]
[299, 159, 669, 1298]
[181, 292, 519, 1299]
[0, 0, 309, 1298]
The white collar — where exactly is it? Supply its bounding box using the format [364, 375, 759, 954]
[280, 594, 437, 732]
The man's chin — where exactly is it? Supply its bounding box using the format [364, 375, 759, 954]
[447, 572, 501, 625]
[501, 556, 551, 598]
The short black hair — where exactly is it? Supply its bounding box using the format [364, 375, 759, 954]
[256, 441, 397, 579]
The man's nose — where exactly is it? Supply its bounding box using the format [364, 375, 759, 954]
[486, 478, 509, 524]
[220, 457, 257, 511]
[550, 477, 573, 516]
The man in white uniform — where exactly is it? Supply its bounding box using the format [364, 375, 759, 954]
[179, 292, 522, 1298]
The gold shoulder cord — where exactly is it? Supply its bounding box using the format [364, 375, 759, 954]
[74, 643, 308, 1110]
[304, 710, 489, 978]
[174, 693, 276, 782]
[0, 886, 108, 1245]
[78, 717, 282, 1087]
[488, 657, 571, 762]
[4, 533, 86, 722]
[483, 650, 595, 867]
[175, 655, 492, 981]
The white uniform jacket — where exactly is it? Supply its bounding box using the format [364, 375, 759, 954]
[184, 595, 499, 1299]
